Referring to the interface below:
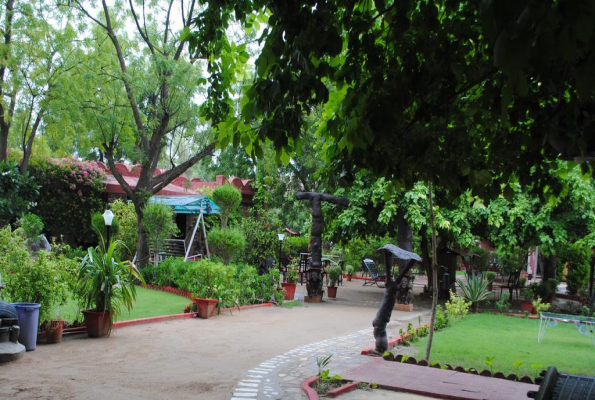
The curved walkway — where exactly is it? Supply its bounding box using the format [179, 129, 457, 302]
[231, 296, 430, 400]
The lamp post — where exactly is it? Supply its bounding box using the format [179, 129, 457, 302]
[278, 233, 285, 282]
[102, 209, 114, 248]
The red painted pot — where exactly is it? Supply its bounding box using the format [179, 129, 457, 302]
[520, 300, 534, 314]
[327, 286, 338, 298]
[193, 298, 218, 319]
[281, 282, 297, 300]
[46, 320, 65, 344]
[82, 311, 111, 338]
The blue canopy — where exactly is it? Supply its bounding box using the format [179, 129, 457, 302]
[148, 195, 220, 214]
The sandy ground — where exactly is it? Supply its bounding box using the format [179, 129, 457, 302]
[0, 281, 430, 400]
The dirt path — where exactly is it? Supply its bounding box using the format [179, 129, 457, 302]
[0, 282, 432, 400]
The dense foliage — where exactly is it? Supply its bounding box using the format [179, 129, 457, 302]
[142, 203, 180, 257]
[111, 200, 138, 261]
[238, 215, 277, 266]
[208, 227, 246, 264]
[212, 184, 242, 229]
[140, 258, 280, 308]
[557, 242, 590, 295]
[0, 226, 77, 324]
[29, 157, 105, 246]
[0, 161, 39, 226]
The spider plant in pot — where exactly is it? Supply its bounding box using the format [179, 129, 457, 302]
[75, 240, 144, 338]
[345, 265, 355, 281]
[326, 266, 342, 298]
[281, 264, 299, 301]
[456, 273, 492, 312]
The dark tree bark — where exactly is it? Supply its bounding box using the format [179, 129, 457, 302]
[425, 182, 439, 362]
[295, 191, 349, 298]
[396, 208, 413, 273]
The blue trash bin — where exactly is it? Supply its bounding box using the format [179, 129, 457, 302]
[11, 303, 41, 351]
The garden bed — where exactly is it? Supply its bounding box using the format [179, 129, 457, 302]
[410, 313, 595, 377]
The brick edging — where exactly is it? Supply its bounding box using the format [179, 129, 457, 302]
[301, 376, 320, 400]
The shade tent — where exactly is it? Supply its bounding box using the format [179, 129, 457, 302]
[148, 195, 219, 261]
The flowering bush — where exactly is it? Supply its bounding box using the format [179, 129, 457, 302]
[29, 157, 105, 246]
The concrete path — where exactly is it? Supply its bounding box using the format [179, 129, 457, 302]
[230, 286, 432, 400]
[1, 280, 432, 400]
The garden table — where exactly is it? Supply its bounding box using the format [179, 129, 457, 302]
[537, 312, 595, 346]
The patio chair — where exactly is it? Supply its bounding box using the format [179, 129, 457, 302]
[497, 270, 521, 300]
[362, 258, 386, 288]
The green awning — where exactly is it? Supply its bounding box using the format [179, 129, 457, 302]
[148, 195, 220, 214]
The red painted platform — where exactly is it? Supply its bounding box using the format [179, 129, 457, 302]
[342, 359, 539, 400]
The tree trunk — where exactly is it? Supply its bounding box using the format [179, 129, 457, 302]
[396, 208, 413, 274]
[425, 182, 438, 362]
[0, 127, 7, 162]
[542, 254, 558, 282]
[133, 199, 150, 268]
[421, 233, 431, 290]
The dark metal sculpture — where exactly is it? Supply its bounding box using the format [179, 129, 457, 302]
[295, 191, 349, 299]
[396, 276, 413, 305]
[372, 244, 422, 354]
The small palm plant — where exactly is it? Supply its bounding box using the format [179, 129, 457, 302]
[76, 240, 144, 335]
[457, 273, 492, 312]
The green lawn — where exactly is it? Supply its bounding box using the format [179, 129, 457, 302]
[413, 313, 595, 377]
[56, 286, 190, 323]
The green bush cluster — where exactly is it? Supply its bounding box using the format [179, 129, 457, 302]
[29, 157, 105, 246]
[434, 305, 450, 331]
[557, 243, 590, 295]
[0, 161, 39, 226]
[208, 227, 246, 264]
[140, 258, 279, 308]
[212, 184, 242, 229]
[238, 216, 277, 266]
[110, 200, 138, 260]
[0, 226, 78, 324]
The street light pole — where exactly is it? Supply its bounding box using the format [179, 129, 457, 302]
[102, 209, 114, 249]
[278, 233, 285, 282]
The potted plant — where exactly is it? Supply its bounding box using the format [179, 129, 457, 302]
[45, 319, 65, 344]
[192, 261, 221, 319]
[520, 287, 535, 314]
[75, 241, 144, 337]
[485, 271, 496, 291]
[281, 264, 299, 301]
[345, 265, 355, 282]
[326, 266, 342, 298]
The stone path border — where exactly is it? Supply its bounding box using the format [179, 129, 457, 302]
[230, 312, 428, 400]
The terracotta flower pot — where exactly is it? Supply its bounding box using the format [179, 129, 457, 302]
[46, 320, 65, 344]
[193, 298, 218, 319]
[327, 286, 338, 298]
[520, 300, 534, 313]
[346, 275, 352, 282]
[82, 311, 111, 338]
[281, 282, 297, 300]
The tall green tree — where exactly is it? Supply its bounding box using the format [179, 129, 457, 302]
[69, 0, 249, 266]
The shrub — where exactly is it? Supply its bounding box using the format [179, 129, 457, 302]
[557, 243, 590, 296]
[111, 200, 138, 260]
[18, 213, 44, 241]
[212, 184, 242, 229]
[457, 273, 492, 312]
[208, 227, 245, 264]
[29, 157, 105, 246]
[0, 226, 77, 323]
[282, 235, 310, 258]
[239, 216, 276, 267]
[142, 203, 179, 257]
[445, 290, 471, 320]
[434, 305, 450, 330]
[469, 246, 490, 272]
[0, 161, 39, 226]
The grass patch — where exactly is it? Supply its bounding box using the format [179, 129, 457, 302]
[56, 286, 189, 323]
[413, 313, 595, 377]
[282, 300, 302, 308]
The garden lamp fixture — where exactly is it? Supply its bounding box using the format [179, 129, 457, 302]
[277, 233, 285, 278]
[103, 209, 114, 247]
